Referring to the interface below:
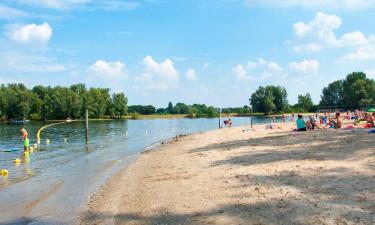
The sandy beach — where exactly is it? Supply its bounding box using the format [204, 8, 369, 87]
[78, 123, 375, 225]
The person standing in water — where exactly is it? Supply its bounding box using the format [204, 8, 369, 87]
[20, 128, 29, 152]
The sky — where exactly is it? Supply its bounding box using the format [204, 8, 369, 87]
[0, 0, 374, 108]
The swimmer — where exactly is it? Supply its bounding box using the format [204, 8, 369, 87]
[20, 128, 29, 152]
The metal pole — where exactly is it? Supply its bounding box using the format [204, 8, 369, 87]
[218, 108, 221, 129]
[249, 98, 253, 129]
[85, 109, 89, 144]
[251, 107, 253, 129]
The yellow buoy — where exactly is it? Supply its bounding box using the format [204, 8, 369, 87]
[33, 143, 38, 148]
[1, 169, 8, 177]
[14, 159, 21, 165]
[46, 139, 50, 144]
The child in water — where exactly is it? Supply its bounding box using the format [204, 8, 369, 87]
[20, 128, 29, 152]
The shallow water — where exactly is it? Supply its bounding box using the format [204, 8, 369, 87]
[0, 116, 282, 224]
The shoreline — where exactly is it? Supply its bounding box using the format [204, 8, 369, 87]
[0, 112, 323, 123]
[77, 123, 374, 225]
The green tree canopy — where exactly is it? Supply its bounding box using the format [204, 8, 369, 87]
[250, 85, 288, 114]
[320, 72, 375, 109]
[297, 93, 314, 112]
[320, 80, 343, 106]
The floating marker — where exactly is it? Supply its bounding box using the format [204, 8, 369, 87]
[64, 138, 68, 143]
[1, 169, 8, 177]
[33, 143, 38, 148]
[29, 147, 34, 152]
[14, 159, 21, 165]
[46, 139, 50, 144]
[125, 132, 128, 137]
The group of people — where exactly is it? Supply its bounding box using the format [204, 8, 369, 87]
[223, 119, 232, 128]
[295, 112, 342, 131]
[294, 110, 375, 132]
[352, 110, 375, 125]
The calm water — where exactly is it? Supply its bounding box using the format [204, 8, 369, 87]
[0, 116, 281, 224]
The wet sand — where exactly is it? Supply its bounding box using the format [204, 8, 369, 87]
[78, 123, 375, 225]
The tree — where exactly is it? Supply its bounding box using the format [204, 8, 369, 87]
[250, 85, 287, 114]
[167, 102, 173, 113]
[0, 83, 128, 120]
[297, 93, 314, 112]
[320, 80, 343, 106]
[320, 72, 375, 109]
[112, 93, 128, 118]
[342, 72, 375, 109]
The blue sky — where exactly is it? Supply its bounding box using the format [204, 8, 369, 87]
[0, 0, 374, 107]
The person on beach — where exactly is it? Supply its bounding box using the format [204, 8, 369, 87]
[290, 112, 295, 122]
[281, 114, 286, 123]
[20, 128, 29, 152]
[365, 113, 374, 127]
[296, 115, 306, 131]
[335, 112, 343, 129]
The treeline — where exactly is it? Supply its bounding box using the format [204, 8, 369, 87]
[250, 72, 375, 114]
[0, 83, 128, 120]
[129, 102, 219, 118]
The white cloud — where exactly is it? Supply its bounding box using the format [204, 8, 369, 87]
[292, 43, 323, 53]
[8, 22, 52, 45]
[15, 0, 90, 10]
[0, 51, 65, 73]
[289, 60, 320, 74]
[341, 35, 375, 61]
[246, 61, 257, 70]
[293, 12, 341, 46]
[267, 62, 283, 73]
[232, 59, 285, 81]
[88, 60, 128, 80]
[135, 55, 180, 91]
[143, 55, 179, 80]
[257, 57, 266, 65]
[342, 45, 375, 61]
[244, 0, 375, 10]
[96, 1, 140, 11]
[203, 62, 210, 69]
[291, 12, 373, 57]
[185, 69, 198, 81]
[340, 31, 368, 46]
[232, 64, 248, 80]
[13, 0, 140, 11]
[0, 4, 29, 20]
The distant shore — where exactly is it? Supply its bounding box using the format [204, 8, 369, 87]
[1, 112, 322, 123]
[77, 123, 374, 225]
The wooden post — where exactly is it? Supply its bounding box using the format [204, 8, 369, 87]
[85, 109, 89, 144]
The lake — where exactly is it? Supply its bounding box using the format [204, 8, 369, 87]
[0, 116, 283, 224]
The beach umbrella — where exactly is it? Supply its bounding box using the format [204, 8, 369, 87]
[368, 108, 375, 112]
